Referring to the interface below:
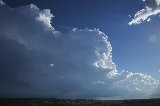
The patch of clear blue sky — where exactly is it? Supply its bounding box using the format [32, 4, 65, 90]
[4, 0, 160, 75]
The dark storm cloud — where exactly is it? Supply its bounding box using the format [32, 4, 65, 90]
[0, 1, 116, 98]
[0, 0, 159, 99]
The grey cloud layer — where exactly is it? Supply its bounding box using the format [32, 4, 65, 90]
[0, 0, 159, 99]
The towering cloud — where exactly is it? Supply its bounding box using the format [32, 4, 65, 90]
[129, 0, 160, 25]
[0, 0, 159, 99]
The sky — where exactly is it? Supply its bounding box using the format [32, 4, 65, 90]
[0, 0, 160, 99]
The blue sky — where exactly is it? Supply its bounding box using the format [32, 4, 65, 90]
[0, 0, 160, 99]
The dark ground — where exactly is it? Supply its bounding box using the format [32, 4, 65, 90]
[0, 98, 160, 106]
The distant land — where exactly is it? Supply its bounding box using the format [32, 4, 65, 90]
[0, 98, 160, 106]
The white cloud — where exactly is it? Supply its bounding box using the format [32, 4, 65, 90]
[49, 63, 55, 67]
[156, 0, 160, 5]
[128, 0, 160, 25]
[0, 0, 159, 99]
[95, 81, 105, 84]
[128, 15, 132, 18]
[147, 18, 151, 21]
[36, 8, 54, 31]
[112, 71, 159, 98]
[0, 0, 5, 5]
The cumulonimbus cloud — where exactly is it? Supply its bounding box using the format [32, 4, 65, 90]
[128, 0, 160, 25]
[0, 0, 159, 99]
